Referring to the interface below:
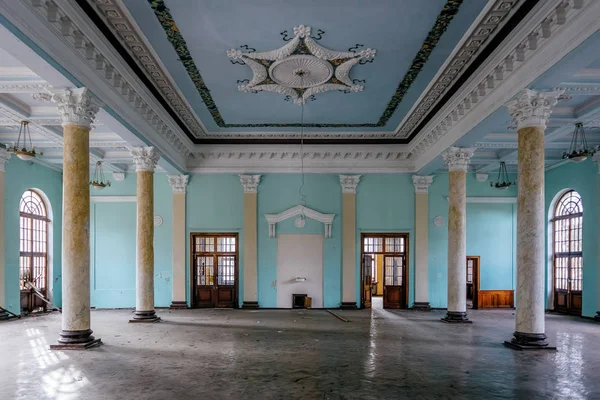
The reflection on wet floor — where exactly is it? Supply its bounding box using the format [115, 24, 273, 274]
[1, 308, 599, 399]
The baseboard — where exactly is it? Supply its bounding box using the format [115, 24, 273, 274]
[340, 302, 358, 310]
[241, 301, 259, 309]
[170, 301, 188, 310]
[412, 302, 431, 311]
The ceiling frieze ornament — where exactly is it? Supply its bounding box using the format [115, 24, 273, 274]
[412, 175, 434, 194]
[442, 147, 475, 172]
[339, 175, 361, 194]
[227, 25, 375, 104]
[0, 83, 52, 93]
[131, 146, 160, 172]
[0, 146, 11, 172]
[33, 88, 100, 129]
[505, 89, 564, 131]
[112, 172, 125, 182]
[239, 174, 261, 193]
[167, 175, 189, 193]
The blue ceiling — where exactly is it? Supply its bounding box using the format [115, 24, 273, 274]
[123, 0, 487, 132]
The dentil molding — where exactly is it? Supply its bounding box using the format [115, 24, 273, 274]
[442, 147, 475, 172]
[239, 174, 261, 193]
[33, 88, 100, 128]
[505, 88, 564, 130]
[131, 146, 160, 172]
[167, 175, 189, 193]
[339, 175, 361, 194]
[265, 205, 335, 239]
[412, 175, 434, 194]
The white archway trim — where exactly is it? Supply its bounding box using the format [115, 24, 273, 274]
[30, 188, 53, 303]
[265, 205, 335, 239]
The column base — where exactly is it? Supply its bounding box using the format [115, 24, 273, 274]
[170, 301, 188, 310]
[241, 301, 259, 309]
[441, 311, 472, 323]
[129, 310, 161, 323]
[412, 302, 431, 311]
[504, 331, 556, 350]
[594, 312, 600, 322]
[50, 329, 102, 350]
[340, 302, 357, 310]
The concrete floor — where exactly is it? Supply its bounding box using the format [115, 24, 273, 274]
[1, 308, 599, 400]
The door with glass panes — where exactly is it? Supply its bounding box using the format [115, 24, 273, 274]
[191, 234, 238, 308]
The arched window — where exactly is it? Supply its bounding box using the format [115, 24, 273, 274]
[19, 190, 49, 302]
[552, 190, 583, 315]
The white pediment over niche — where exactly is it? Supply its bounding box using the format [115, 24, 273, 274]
[265, 205, 335, 239]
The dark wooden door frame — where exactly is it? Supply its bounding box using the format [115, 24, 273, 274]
[466, 256, 480, 310]
[189, 232, 239, 308]
[360, 233, 410, 309]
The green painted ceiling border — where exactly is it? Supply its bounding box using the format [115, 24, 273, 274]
[148, 0, 463, 129]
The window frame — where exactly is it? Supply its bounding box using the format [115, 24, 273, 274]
[19, 189, 50, 293]
[552, 190, 583, 294]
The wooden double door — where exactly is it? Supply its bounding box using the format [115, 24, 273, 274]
[191, 234, 238, 308]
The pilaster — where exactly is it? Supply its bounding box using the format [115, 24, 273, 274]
[339, 175, 360, 309]
[0, 148, 10, 318]
[594, 153, 600, 322]
[412, 175, 433, 310]
[168, 175, 189, 309]
[240, 175, 260, 309]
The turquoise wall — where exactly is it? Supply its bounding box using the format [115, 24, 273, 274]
[545, 159, 598, 318]
[90, 173, 172, 308]
[428, 173, 517, 308]
[3, 158, 63, 315]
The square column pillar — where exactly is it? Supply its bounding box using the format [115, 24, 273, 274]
[240, 175, 260, 309]
[340, 175, 360, 309]
[168, 175, 189, 309]
[504, 88, 562, 349]
[412, 175, 434, 310]
[0, 148, 10, 319]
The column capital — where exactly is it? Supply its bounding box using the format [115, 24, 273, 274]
[442, 147, 475, 172]
[593, 153, 600, 174]
[240, 174, 261, 193]
[168, 175, 189, 193]
[131, 147, 160, 172]
[505, 88, 564, 131]
[33, 88, 100, 129]
[412, 175, 434, 194]
[0, 147, 11, 172]
[339, 175, 361, 194]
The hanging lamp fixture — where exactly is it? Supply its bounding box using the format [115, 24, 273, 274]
[90, 161, 111, 190]
[490, 161, 515, 190]
[295, 72, 308, 229]
[562, 122, 596, 163]
[10, 120, 40, 160]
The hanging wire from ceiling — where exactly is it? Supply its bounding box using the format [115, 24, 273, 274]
[298, 75, 307, 222]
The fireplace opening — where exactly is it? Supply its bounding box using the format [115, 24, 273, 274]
[292, 294, 307, 309]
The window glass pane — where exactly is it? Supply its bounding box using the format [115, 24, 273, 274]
[218, 256, 236, 285]
[217, 237, 236, 253]
[197, 256, 214, 286]
[196, 237, 214, 252]
[363, 237, 383, 253]
[19, 190, 48, 292]
[384, 257, 403, 286]
[385, 237, 404, 253]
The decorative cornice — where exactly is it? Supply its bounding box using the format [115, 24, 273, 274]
[112, 172, 125, 181]
[412, 175, 434, 194]
[442, 147, 475, 172]
[0, 83, 52, 93]
[131, 146, 160, 172]
[33, 88, 100, 128]
[265, 205, 335, 238]
[505, 89, 564, 130]
[0, 147, 11, 172]
[239, 174, 261, 193]
[339, 175, 361, 194]
[168, 174, 189, 193]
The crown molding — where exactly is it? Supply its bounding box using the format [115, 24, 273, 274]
[412, 0, 599, 170]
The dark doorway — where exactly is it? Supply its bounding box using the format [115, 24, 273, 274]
[466, 256, 480, 310]
[190, 233, 238, 308]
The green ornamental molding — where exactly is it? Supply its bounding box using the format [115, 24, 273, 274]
[148, 0, 463, 129]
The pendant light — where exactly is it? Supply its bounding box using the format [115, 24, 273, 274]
[10, 121, 40, 160]
[562, 122, 596, 163]
[90, 161, 111, 190]
[490, 162, 515, 190]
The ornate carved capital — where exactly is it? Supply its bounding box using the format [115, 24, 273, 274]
[442, 147, 475, 172]
[505, 89, 564, 131]
[240, 174, 261, 193]
[412, 175, 434, 194]
[0, 146, 11, 172]
[339, 175, 361, 194]
[33, 88, 100, 129]
[168, 175, 189, 193]
[131, 147, 160, 172]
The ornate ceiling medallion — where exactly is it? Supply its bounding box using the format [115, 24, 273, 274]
[227, 25, 376, 104]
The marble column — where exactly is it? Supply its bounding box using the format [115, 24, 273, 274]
[168, 175, 189, 309]
[592, 153, 600, 322]
[0, 148, 10, 318]
[130, 147, 160, 322]
[441, 147, 474, 323]
[505, 89, 562, 349]
[40, 88, 101, 348]
[340, 175, 360, 309]
[412, 175, 434, 310]
[240, 175, 261, 309]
